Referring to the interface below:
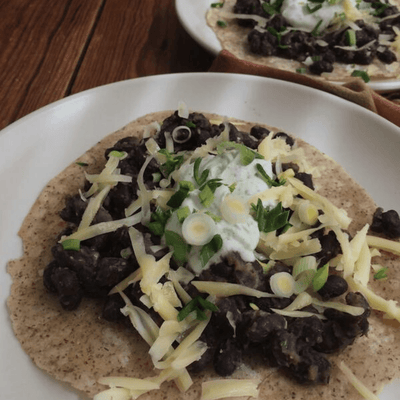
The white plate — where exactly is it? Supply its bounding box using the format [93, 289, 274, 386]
[175, 0, 400, 92]
[1, 73, 399, 399]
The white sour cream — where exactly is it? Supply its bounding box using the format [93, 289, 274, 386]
[165, 150, 277, 275]
[281, 0, 353, 32]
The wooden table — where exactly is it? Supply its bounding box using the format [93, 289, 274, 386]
[0, 0, 215, 131]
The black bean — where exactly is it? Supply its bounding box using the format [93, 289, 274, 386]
[371, 207, 400, 238]
[246, 311, 287, 343]
[213, 339, 243, 376]
[317, 274, 348, 301]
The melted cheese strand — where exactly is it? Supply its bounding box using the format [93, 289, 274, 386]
[61, 212, 142, 242]
[192, 281, 276, 298]
[366, 235, 400, 256]
[78, 185, 111, 231]
[337, 361, 380, 400]
[347, 277, 400, 322]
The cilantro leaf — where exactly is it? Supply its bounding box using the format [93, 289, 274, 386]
[256, 164, 286, 187]
[193, 158, 210, 187]
[200, 234, 223, 267]
[159, 149, 184, 177]
[252, 200, 291, 233]
[148, 208, 172, 236]
[165, 230, 189, 263]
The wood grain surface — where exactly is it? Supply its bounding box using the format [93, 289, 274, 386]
[0, 0, 214, 130]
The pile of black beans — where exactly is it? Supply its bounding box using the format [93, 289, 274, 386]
[233, 0, 398, 75]
[42, 111, 371, 385]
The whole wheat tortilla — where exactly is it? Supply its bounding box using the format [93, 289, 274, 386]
[7, 110, 400, 400]
[207, 0, 400, 82]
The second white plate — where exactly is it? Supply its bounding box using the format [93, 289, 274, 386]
[175, 0, 400, 92]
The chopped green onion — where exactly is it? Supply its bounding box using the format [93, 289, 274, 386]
[148, 208, 172, 236]
[312, 263, 329, 291]
[62, 239, 81, 251]
[200, 234, 223, 267]
[108, 150, 126, 158]
[228, 182, 237, 193]
[256, 164, 285, 187]
[262, 0, 284, 15]
[217, 20, 227, 27]
[177, 295, 219, 321]
[193, 158, 210, 187]
[296, 67, 307, 74]
[182, 213, 216, 246]
[311, 55, 321, 62]
[346, 29, 357, 46]
[159, 149, 184, 177]
[251, 200, 291, 233]
[205, 211, 222, 222]
[270, 272, 295, 298]
[374, 267, 388, 280]
[186, 121, 197, 128]
[199, 184, 215, 207]
[176, 206, 190, 223]
[373, 3, 389, 16]
[199, 178, 223, 193]
[217, 141, 263, 166]
[351, 70, 370, 83]
[165, 230, 189, 263]
[311, 19, 323, 37]
[307, 3, 323, 13]
[75, 162, 88, 167]
[211, 2, 224, 7]
[152, 172, 162, 183]
[167, 181, 194, 208]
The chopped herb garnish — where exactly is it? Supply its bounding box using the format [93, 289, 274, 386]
[256, 163, 286, 187]
[312, 263, 329, 291]
[167, 181, 194, 209]
[211, 2, 224, 7]
[75, 162, 89, 167]
[62, 239, 81, 251]
[199, 178, 223, 193]
[228, 182, 237, 193]
[177, 295, 219, 321]
[266, 26, 290, 49]
[205, 211, 222, 222]
[108, 150, 126, 158]
[374, 267, 388, 280]
[307, 3, 323, 13]
[193, 157, 210, 187]
[148, 208, 172, 236]
[165, 230, 189, 263]
[200, 234, 223, 267]
[217, 141, 263, 166]
[199, 184, 215, 207]
[152, 172, 162, 183]
[262, 0, 284, 15]
[177, 206, 190, 223]
[373, 3, 389, 15]
[311, 19, 323, 37]
[251, 200, 291, 233]
[186, 121, 197, 128]
[311, 55, 321, 62]
[217, 20, 227, 27]
[351, 70, 370, 83]
[158, 149, 184, 177]
[346, 29, 357, 46]
[296, 67, 307, 74]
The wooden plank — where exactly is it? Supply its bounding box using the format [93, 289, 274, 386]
[0, 0, 103, 129]
[71, 0, 214, 94]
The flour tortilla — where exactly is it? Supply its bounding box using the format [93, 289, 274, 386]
[207, 0, 400, 82]
[7, 110, 400, 399]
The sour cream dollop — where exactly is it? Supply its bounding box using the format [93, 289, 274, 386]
[165, 150, 277, 275]
[281, 0, 357, 32]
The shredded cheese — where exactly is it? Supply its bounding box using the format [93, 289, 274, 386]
[192, 281, 276, 298]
